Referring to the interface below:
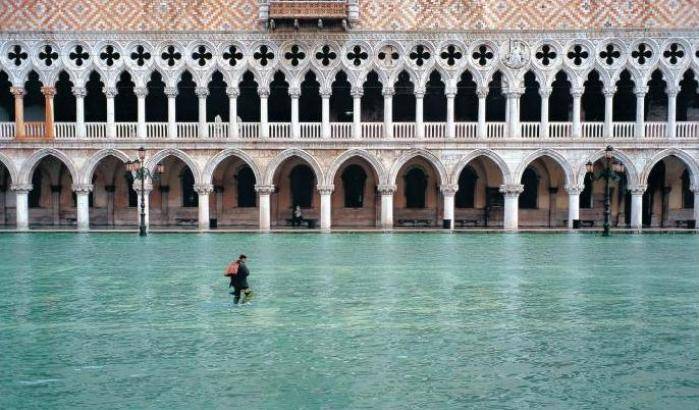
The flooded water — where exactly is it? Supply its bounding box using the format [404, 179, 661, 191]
[1, 233, 698, 408]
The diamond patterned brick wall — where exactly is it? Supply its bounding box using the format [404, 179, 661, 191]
[0, 0, 696, 32]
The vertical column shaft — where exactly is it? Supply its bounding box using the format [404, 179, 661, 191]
[73, 87, 87, 138]
[41, 86, 56, 139]
[105, 87, 117, 138]
[11, 87, 25, 139]
[259, 88, 269, 138]
[604, 87, 615, 138]
[196, 87, 209, 138]
[135, 87, 147, 139]
[446, 89, 456, 139]
[565, 185, 583, 229]
[12, 185, 30, 231]
[383, 87, 394, 139]
[379, 185, 395, 229]
[256, 185, 274, 232]
[351, 88, 362, 139]
[629, 186, 645, 231]
[441, 185, 457, 230]
[572, 88, 583, 138]
[667, 88, 678, 139]
[290, 89, 300, 139]
[415, 88, 425, 139]
[635, 88, 647, 138]
[321, 91, 331, 139]
[500, 185, 523, 231]
[540, 88, 550, 138]
[227, 87, 239, 139]
[477, 88, 487, 138]
[165, 87, 178, 138]
[195, 184, 213, 231]
[74, 184, 92, 232]
[319, 186, 333, 231]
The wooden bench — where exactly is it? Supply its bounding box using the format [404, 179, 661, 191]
[397, 219, 432, 227]
[285, 218, 318, 228]
[578, 220, 595, 228]
[66, 217, 77, 225]
[675, 220, 696, 229]
[455, 219, 479, 228]
[175, 218, 197, 226]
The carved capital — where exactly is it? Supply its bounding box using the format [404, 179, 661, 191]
[476, 87, 489, 98]
[377, 184, 397, 195]
[10, 86, 25, 97]
[195, 87, 209, 98]
[255, 184, 275, 195]
[350, 87, 363, 98]
[499, 184, 524, 197]
[570, 87, 584, 98]
[72, 86, 87, 98]
[133, 86, 148, 98]
[440, 184, 459, 196]
[40, 86, 56, 97]
[627, 185, 646, 195]
[226, 87, 240, 98]
[164, 87, 178, 97]
[414, 86, 426, 98]
[317, 185, 334, 195]
[690, 184, 699, 194]
[194, 183, 214, 195]
[382, 87, 395, 97]
[666, 86, 680, 98]
[444, 86, 457, 98]
[564, 184, 585, 195]
[257, 87, 270, 98]
[603, 86, 617, 98]
[103, 86, 118, 98]
[633, 86, 648, 97]
[320, 89, 332, 98]
[288, 87, 301, 98]
[72, 184, 94, 194]
[11, 183, 33, 193]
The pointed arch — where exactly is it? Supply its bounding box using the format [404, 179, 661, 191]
[325, 149, 387, 186]
[388, 149, 447, 186]
[450, 149, 511, 186]
[146, 148, 201, 184]
[80, 148, 131, 185]
[264, 148, 324, 186]
[0, 151, 18, 185]
[640, 149, 699, 188]
[203, 148, 262, 185]
[577, 148, 639, 186]
[514, 149, 575, 187]
[19, 148, 79, 185]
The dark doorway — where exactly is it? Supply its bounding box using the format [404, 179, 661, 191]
[300, 71, 321, 122]
[486, 71, 505, 121]
[181, 168, 197, 207]
[393, 71, 415, 122]
[424, 71, 446, 121]
[54, 71, 75, 121]
[550, 71, 572, 121]
[289, 164, 314, 208]
[614, 70, 636, 121]
[361, 71, 383, 122]
[146, 71, 167, 122]
[404, 167, 427, 209]
[520, 71, 541, 122]
[580, 172, 593, 209]
[236, 165, 256, 207]
[176, 71, 198, 122]
[682, 169, 694, 209]
[207, 71, 229, 121]
[330, 71, 352, 122]
[455, 71, 478, 121]
[643, 161, 665, 226]
[582, 70, 604, 121]
[238, 71, 260, 122]
[342, 165, 367, 208]
[519, 167, 538, 209]
[456, 166, 477, 208]
[115, 71, 136, 122]
[85, 71, 106, 122]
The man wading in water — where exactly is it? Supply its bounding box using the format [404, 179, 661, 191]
[224, 254, 253, 304]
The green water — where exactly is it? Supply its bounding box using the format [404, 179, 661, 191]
[1, 233, 698, 409]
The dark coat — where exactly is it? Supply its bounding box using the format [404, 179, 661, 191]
[230, 262, 250, 289]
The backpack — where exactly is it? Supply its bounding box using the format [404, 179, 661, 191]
[224, 261, 240, 277]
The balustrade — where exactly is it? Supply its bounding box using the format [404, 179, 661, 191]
[548, 122, 571, 139]
[24, 122, 45, 138]
[677, 122, 699, 139]
[55, 122, 76, 139]
[239, 122, 259, 139]
[454, 122, 478, 139]
[147, 122, 168, 139]
[424, 122, 446, 139]
[645, 122, 666, 138]
[269, 122, 291, 139]
[394, 123, 415, 139]
[208, 122, 229, 139]
[299, 122, 322, 139]
[0, 122, 14, 139]
[85, 123, 107, 139]
[582, 122, 604, 138]
[115, 122, 137, 139]
[613, 122, 635, 138]
[487, 122, 505, 139]
[331, 122, 353, 139]
[361, 122, 383, 139]
[520, 122, 540, 139]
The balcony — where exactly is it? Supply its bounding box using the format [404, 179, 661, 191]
[2, 121, 697, 141]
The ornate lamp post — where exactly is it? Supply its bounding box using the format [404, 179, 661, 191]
[126, 147, 163, 236]
[586, 145, 625, 236]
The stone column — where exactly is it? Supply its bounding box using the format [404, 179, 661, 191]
[165, 86, 178, 138]
[500, 184, 523, 231]
[196, 87, 209, 138]
[540, 87, 551, 138]
[194, 183, 213, 231]
[12, 184, 31, 231]
[446, 87, 456, 139]
[565, 185, 583, 229]
[134, 86, 147, 139]
[378, 184, 396, 229]
[73, 184, 93, 232]
[259, 87, 269, 139]
[51, 184, 61, 225]
[415, 87, 425, 139]
[441, 184, 458, 230]
[692, 185, 699, 231]
[506, 91, 522, 138]
[477, 87, 487, 138]
[667, 86, 678, 139]
[255, 185, 274, 232]
[104, 86, 117, 138]
[41, 86, 56, 139]
[571, 87, 583, 138]
[290, 87, 300, 139]
[321, 89, 331, 139]
[383, 87, 394, 139]
[10, 87, 25, 139]
[351, 87, 362, 139]
[73, 86, 87, 138]
[634, 86, 647, 139]
[603, 86, 615, 138]
[319, 185, 333, 231]
[227, 87, 239, 139]
[629, 185, 645, 231]
[105, 185, 115, 226]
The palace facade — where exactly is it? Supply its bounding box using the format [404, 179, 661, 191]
[0, 0, 698, 231]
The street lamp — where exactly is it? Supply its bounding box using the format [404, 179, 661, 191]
[126, 147, 163, 236]
[586, 145, 625, 236]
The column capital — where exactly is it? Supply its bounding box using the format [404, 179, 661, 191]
[195, 87, 209, 98]
[72, 184, 94, 194]
[288, 87, 301, 98]
[690, 184, 699, 194]
[10, 86, 25, 97]
[603, 86, 617, 97]
[11, 183, 33, 193]
[72, 86, 87, 98]
[317, 184, 334, 195]
[627, 184, 646, 195]
[633, 86, 648, 97]
[257, 87, 270, 98]
[570, 87, 584, 98]
[164, 87, 178, 97]
[193, 183, 214, 194]
[319, 87, 332, 98]
[350, 87, 363, 98]
[226, 87, 240, 98]
[103, 86, 118, 98]
[382, 87, 395, 97]
[133, 86, 148, 98]
[254, 184, 275, 195]
[377, 184, 397, 195]
[476, 87, 489, 98]
[414, 87, 426, 98]
[666, 86, 680, 98]
[445, 86, 457, 98]
[539, 87, 552, 98]
[504, 89, 524, 98]
[40, 86, 57, 97]
[499, 184, 524, 197]
[440, 184, 459, 196]
[564, 184, 585, 195]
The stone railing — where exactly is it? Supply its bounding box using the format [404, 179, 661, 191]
[4, 121, 699, 141]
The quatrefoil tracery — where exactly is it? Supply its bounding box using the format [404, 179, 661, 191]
[192, 45, 212, 67]
[631, 43, 652, 65]
[161, 45, 182, 67]
[284, 45, 306, 67]
[439, 45, 462, 67]
[377, 45, 399, 67]
[346, 45, 368, 67]
[69, 45, 90, 67]
[39, 45, 59, 67]
[7, 45, 28, 66]
[100, 45, 121, 67]
[130, 45, 152, 67]
[566, 44, 589, 66]
[254, 45, 274, 67]
[663, 43, 684, 65]
[315, 45, 337, 67]
[535, 44, 557, 66]
[599, 44, 621, 66]
[472, 45, 494, 67]
[223, 45, 243, 66]
[409, 45, 431, 67]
